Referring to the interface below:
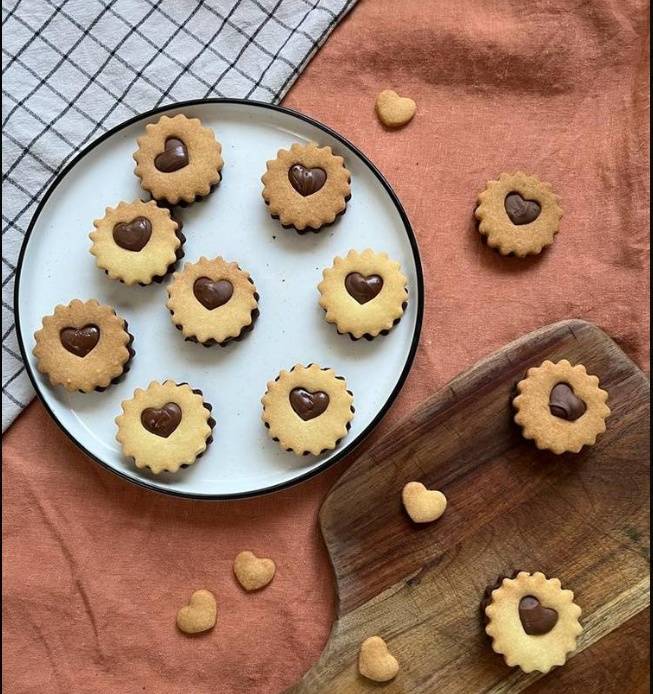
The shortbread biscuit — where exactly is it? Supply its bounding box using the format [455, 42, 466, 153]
[33, 299, 133, 392]
[261, 364, 354, 456]
[483, 571, 582, 673]
[475, 172, 563, 256]
[375, 89, 416, 128]
[261, 142, 351, 232]
[176, 589, 217, 634]
[116, 381, 214, 473]
[358, 636, 400, 682]
[233, 551, 276, 591]
[513, 359, 610, 454]
[402, 482, 447, 523]
[133, 114, 223, 205]
[166, 257, 259, 346]
[90, 199, 184, 285]
[318, 249, 408, 339]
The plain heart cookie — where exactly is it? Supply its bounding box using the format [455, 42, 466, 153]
[233, 550, 276, 591]
[358, 636, 400, 682]
[375, 90, 416, 128]
[176, 589, 217, 634]
[402, 481, 447, 523]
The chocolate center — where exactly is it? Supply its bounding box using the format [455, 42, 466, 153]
[113, 216, 152, 252]
[193, 277, 234, 310]
[59, 325, 100, 357]
[549, 382, 587, 421]
[345, 272, 384, 304]
[504, 192, 541, 225]
[288, 164, 327, 196]
[154, 137, 189, 173]
[518, 595, 559, 635]
[289, 388, 330, 421]
[140, 402, 182, 438]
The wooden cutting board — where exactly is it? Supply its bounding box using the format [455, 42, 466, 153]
[289, 320, 650, 693]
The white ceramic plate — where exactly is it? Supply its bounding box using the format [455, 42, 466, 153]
[15, 100, 423, 499]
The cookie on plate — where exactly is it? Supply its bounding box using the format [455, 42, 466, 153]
[475, 172, 563, 256]
[33, 299, 134, 392]
[261, 142, 351, 232]
[261, 364, 354, 456]
[89, 200, 184, 286]
[482, 570, 582, 673]
[513, 359, 610, 454]
[133, 114, 223, 205]
[318, 249, 408, 339]
[166, 257, 259, 347]
[115, 381, 215, 474]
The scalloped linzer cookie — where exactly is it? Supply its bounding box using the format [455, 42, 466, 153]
[133, 114, 223, 205]
[166, 256, 259, 346]
[513, 359, 610, 454]
[261, 142, 351, 232]
[483, 571, 582, 674]
[115, 381, 214, 474]
[475, 172, 563, 256]
[261, 364, 354, 456]
[318, 249, 408, 339]
[89, 200, 184, 285]
[33, 299, 133, 392]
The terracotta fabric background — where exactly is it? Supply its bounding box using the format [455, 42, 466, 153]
[3, 1, 650, 692]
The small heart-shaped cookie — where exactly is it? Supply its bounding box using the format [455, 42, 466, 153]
[358, 636, 399, 682]
[233, 550, 276, 591]
[176, 589, 216, 634]
[375, 90, 416, 128]
[402, 481, 447, 523]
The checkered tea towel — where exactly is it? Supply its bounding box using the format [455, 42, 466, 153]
[1, 0, 356, 431]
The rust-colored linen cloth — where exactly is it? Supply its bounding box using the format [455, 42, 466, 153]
[3, 1, 649, 692]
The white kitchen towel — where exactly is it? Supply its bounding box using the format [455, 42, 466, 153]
[1, 0, 356, 431]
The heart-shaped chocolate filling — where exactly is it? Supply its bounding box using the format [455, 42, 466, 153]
[59, 325, 100, 357]
[193, 277, 234, 310]
[549, 382, 587, 421]
[140, 402, 182, 438]
[345, 272, 384, 304]
[113, 216, 152, 252]
[504, 192, 541, 225]
[519, 595, 559, 635]
[289, 388, 329, 421]
[154, 137, 189, 173]
[288, 164, 327, 196]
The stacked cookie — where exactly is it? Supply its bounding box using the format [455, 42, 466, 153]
[32, 113, 410, 472]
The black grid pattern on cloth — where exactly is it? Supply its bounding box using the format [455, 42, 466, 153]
[1, 0, 357, 430]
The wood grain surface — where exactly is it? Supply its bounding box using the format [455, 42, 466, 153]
[289, 320, 650, 693]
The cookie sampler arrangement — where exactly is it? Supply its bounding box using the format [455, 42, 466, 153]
[32, 113, 412, 472]
[22, 99, 640, 689]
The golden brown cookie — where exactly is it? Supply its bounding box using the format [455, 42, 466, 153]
[402, 482, 447, 523]
[133, 114, 223, 205]
[375, 89, 416, 128]
[233, 551, 276, 591]
[318, 249, 408, 340]
[89, 200, 184, 286]
[261, 142, 351, 232]
[176, 589, 217, 634]
[261, 364, 354, 456]
[33, 299, 133, 392]
[483, 571, 582, 674]
[513, 359, 610, 454]
[358, 636, 400, 682]
[475, 172, 563, 256]
[115, 381, 214, 474]
[166, 256, 259, 346]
